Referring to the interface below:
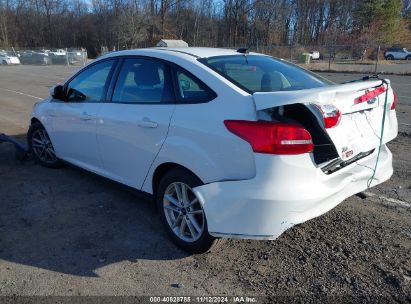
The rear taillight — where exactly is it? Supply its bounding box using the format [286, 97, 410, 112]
[391, 92, 397, 110]
[314, 104, 341, 128]
[224, 120, 313, 155]
[354, 85, 386, 105]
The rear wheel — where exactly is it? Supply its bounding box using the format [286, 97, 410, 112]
[2, 60, 7, 65]
[406, 56, 411, 61]
[156, 168, 218, 253]
[385, 55, 394, 60]
[28, 122, 61, 168]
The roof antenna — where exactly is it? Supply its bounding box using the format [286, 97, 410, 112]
[236, 47, 249, 54]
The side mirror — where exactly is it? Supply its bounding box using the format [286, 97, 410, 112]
[50, 85, 65, 100]
[180, 79, 191, 91]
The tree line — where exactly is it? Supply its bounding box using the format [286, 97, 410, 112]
[0, 0, 410, 57]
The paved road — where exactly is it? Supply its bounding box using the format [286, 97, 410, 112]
[0, 65, 77, 134]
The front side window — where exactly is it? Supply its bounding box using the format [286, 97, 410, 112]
[199, 55, 332, 93]
[66, 60, 114, 102]
[112, 58, 174, 103]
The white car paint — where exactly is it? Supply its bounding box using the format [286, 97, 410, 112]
[97, 103, 176, 188]
[384, 47, 411, 60]
[0, 52, 20, 65]
[194, 145, 393, 239]
[308, 51, 320, 60]
[49, 49, 67, 56]
[30, 47, 398, 240]
[49, 102, 103, 172]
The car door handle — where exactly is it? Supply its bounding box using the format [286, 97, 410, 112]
[138, 120, 158, 128]
[80, 112, 93, 121]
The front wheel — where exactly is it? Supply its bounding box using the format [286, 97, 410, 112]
[27, 122, 61, 168]
[406, 56, 411, 61]
[156, 168, 219, 254]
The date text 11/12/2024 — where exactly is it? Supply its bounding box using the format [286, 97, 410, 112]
[149, 296, 257, 303]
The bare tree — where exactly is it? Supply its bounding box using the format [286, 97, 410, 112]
[0, 0, 10, 47]
[0, 0, 409, 57]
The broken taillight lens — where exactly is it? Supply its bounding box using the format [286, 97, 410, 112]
[354, 85, 386, 105]
[314, 104, 341, 129]
[224, 120, 313, 155]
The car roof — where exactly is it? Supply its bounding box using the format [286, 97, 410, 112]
[156, 47, 243, 58]
[103, 47, 262, 60]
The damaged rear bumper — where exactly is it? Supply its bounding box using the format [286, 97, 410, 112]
[193, 145, 393, 240]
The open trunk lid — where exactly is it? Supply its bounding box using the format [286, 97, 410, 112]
[253, 80, 398, 162]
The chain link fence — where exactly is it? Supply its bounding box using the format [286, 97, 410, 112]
[0, 47, 88, 66]
[227, 44, 411, 75]
[2, 44, 411, 74]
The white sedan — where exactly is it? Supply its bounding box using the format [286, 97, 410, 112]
[28, 47, 398, 253]
[0, 52, 20, 65]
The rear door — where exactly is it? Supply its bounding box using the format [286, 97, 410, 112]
[97, 57, 175, 188]
[253, 80, 398, 162]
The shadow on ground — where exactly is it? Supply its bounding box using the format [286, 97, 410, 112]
[0, 135, 189, 277]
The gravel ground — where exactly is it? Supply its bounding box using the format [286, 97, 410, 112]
[307, 61, 411, 75]
[0, 66, 410, 302]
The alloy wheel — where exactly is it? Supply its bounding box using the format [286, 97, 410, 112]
[31, 128, 57, 164]
[163, 182, 205, 243]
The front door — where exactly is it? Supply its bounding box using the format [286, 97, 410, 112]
[50, 59, 116, 173]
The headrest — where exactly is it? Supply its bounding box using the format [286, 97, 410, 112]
[261, 73, 272, 92]
[133, 62, 161, 86]
[261, 72, 283, 92]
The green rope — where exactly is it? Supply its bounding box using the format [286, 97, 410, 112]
[367, 80, 389, 188]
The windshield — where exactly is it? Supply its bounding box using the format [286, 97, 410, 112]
[198, 55, 332, 93]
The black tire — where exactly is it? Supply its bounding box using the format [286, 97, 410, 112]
[156, 168, 218, 254]
[2, 60, 7, 65]
[406, 56, 411, 61]
[27, 122, 61, 168]
[385, 55, 394, 60]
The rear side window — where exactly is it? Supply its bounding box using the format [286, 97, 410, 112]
[199, 55, 331, 93]
[112, 58, 174, 104]
[173, 68, 216, 103]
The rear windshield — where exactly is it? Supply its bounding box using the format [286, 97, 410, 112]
[198, 55, 332, 93]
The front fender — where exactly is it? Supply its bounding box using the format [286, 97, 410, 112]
[30, 99, 54, 136]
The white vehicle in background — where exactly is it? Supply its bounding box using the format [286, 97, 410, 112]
[49, 49, 67, 56]
[308, 51, 320, 60]
[384, 47, 411, 60]
[28, 47, 398, 253]
[0, 51, 21, 65]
